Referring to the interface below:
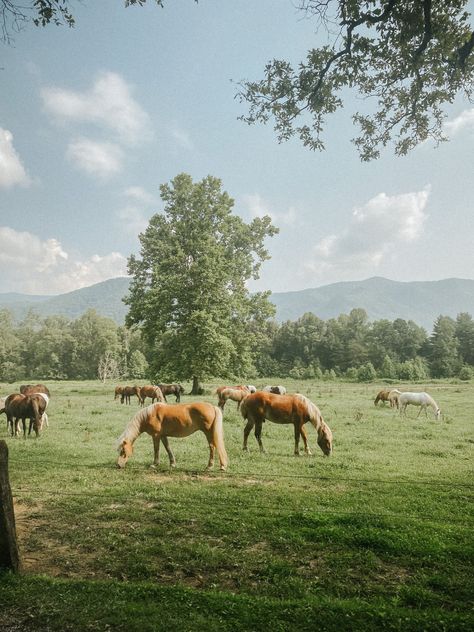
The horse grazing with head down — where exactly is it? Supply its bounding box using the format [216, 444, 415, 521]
[262, 385, 287, 395]
[4, 393, 47, 437]
[157, 383, 185, 403]
[399, 392, 441, 420]
[20, 384, 50, 397]
[116, 402, 228, 471]
[217, 387, 249, 410]
[139, 385, 165, 406]
[240, 391, 332, 457]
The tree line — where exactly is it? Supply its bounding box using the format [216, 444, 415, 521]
[1, 305, 473, 383]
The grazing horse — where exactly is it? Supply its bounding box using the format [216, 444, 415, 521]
[114, 386, 124, 401]
[246, 385, 257, 393]
[217, 387, 249, 410]
[240, 391, 332, 456]
[388, 389, 401, 409]
[157, 383, 185, 403]
[20, 383, 51, 397]
[139, 385, 165, 406]
[374, 389, 392, 406]
[399, 392, 441, 420]
[116, 402, 228, 471]
[4, 393, 47, 437]
[120, 386, 141, 405]
[262, 385, 287, 395]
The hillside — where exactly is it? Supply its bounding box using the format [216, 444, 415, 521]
[2, 276, 474, 330]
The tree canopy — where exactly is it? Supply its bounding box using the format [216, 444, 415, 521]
[124, 173, 278, 388]
[238, 1, 474, 160]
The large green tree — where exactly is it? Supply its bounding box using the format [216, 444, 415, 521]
[125, 173, 278, 392]
[238, 1, 474, 160]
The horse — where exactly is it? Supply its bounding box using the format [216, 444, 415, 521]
[139, 385, 165, 406]
[388, 389, 401, 409]
[399, 392, 441, 420]
[114, 386, 124, 400]
[120, 386, 141, 405]
[20, 383, 51, 397]
[217, 387, 249, 410]
[240, 391, 332, 457]
[116, 402, 228, 471]
[246, 385, 257, 393]
[4, 393, 47, 437]
[157, 383, 185, 403]
[0, 397, 6, 432]
[262, 385, 287, 395]
[374, 389, 392, 406]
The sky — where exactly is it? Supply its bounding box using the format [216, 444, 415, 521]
[1, 0, 473, 296]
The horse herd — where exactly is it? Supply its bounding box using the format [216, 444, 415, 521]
[374, 388, 441, 420]
[0, 380, 442, 474]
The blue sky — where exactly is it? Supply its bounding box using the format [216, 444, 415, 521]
[1, 0, 473, 296]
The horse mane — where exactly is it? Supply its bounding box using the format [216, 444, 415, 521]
[293, 394, 325, 431]
[116, 404, 155, 450]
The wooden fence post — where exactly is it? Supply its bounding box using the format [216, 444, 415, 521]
[0, 440, 21, 572]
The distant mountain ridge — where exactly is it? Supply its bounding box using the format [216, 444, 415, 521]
[2, 276, 474, 331]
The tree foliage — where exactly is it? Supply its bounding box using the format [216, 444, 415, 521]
[238, 1, 474, 160]
[125, 173, 278, 384]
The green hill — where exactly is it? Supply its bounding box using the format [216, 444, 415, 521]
[2, 276, 474, 330]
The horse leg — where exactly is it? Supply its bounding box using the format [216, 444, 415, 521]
[161, 436, 176, 469]
[416, 406, 423, 418]
[205, 430, 216, 470]
[300, 424, 312, 456]
[293, 423, 301, 455]
[243, 417, 255, 452]
[254, 419, 265, 453]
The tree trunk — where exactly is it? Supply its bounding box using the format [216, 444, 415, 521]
[190, 375, 204, 395]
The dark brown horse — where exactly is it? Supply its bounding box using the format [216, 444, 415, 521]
[4, 393, 47, 437]
[240, 391, 332, 457]
[120, 386, 141, 405]
[20, 383, 51, 397]
[139, 385, 165, 406]
[157, 383, 185, 403]
[114, 386, 124, 401]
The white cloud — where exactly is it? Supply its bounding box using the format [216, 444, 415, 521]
[171, 128, 194, 151]
[41, 72, 151, 145]
[0, 128, 31, 189]
[117, 206, 150, 237]
[308, 187, 430, 281]
[123, 186, 156, 205]
[444, 108, 474, 136]
[242, 193, 296, 226]
[0, 226, 127, 294]
[67, 138, 124, 178]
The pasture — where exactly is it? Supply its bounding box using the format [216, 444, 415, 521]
[0, 379, 473, 631]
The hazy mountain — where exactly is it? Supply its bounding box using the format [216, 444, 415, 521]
[2, 276, 474, 331]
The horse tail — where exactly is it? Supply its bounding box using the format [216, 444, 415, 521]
[240, 394, 250, 420]
[212, 405, 228, 470]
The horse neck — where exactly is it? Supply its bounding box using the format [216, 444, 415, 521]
[425, 394, 438, 410]
[119, 407, 150, 445]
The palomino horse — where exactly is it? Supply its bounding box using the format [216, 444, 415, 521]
[120, 386, 141, 405]
[388, 389, 401, 409]
[399, 392, 441, 420]
[262, 385, 287, 395]
[139, 385, 165, 406]
[217, 387, 249, 410]
[116, 402, 228, 471]
[240, 391, 332, 456]
[4, 393, 47, 437]
[157, 383, 185, 403]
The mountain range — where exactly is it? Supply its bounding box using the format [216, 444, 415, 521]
[2, 276, 474, 331]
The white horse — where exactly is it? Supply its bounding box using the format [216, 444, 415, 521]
[246, 385, 257, 393]
[262, 385, 287, 395]
[399, 392, 441, 420]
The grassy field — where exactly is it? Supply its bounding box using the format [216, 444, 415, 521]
[0, 378, 473, 631]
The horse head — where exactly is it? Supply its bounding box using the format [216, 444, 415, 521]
[317, 422, 333, 456]
[116, 439, 134, 468]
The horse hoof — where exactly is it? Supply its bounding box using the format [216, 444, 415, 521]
[149, 464, 157, 470]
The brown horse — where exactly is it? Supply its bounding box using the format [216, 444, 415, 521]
[20, 383, 51, 397]
[374, 388, 400, 408]
[217, 387, 249, 410]
[120, 386, 141, 405]
[157, 383, 185, 403]
[114, 386, 123, 400]
[139, 385, 165, 406]
[4, 393, 47, 437]
[116, 402, 228, 471]
[240, 391, 332, 457]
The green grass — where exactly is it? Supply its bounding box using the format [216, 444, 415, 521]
[0, 379, 473, 631]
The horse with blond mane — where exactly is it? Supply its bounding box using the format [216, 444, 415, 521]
[240, 391, 332, 456]
[217, 387, 249, 410]
[399, 392, 441, 420]
[116, 402, 228, 471]
[139, 385, 165, 406]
